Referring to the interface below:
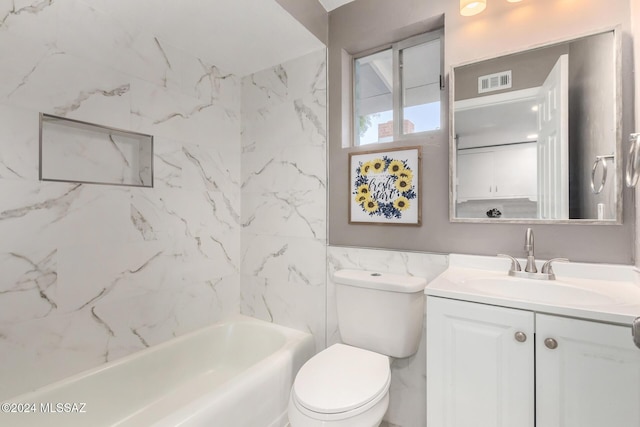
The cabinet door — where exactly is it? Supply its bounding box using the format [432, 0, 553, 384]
[456, 151, 494, 200]
[536, 314, 640, 427]
[426, 297, 535, 427]
[493, 144, 537, 199]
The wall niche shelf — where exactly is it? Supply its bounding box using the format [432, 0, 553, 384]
[39, 113, 154, 188]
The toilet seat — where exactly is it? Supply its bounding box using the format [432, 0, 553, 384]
[291, 344, 390, 420]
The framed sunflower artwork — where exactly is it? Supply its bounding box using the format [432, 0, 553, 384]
[349, 146, 421, 225]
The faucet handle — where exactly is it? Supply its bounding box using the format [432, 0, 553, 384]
[541, 258, 569, 276]
[498, 254, 522, 272]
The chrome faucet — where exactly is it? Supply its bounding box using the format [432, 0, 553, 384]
[498, 228, 569, 280]
[524, 228, 537, 273]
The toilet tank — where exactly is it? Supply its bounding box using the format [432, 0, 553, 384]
[333, 269, 427, 358]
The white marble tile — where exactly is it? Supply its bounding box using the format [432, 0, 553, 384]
[174, 47, 240, 109]
[91, 273, 239, 356]
[2, 48, 133, 129]
[78, 0, 166, 35]
[327, 246, 449, 280]
[55, 239, 167, 312]
[0, 0, 58, 47]
[153, 136, 243, 194]
[56, 0, 177, 89]
[241, 95, 326, 151]
[181, 142, 241, 197]
[0, 104, 39, 181]
[0, 182, 93, 247]
[241, 48, 326, 113]
[0, 309, 111, 400]
[386, 312, 428, 427]
[129, 188, 240, 255]
[0, 248, 57, 324]
[130, 77, 240, 147]
[241, 144, 326, 194]
[153, 136, 184, 189]
[242, 234, 326, 286]
[240, 49, 328, 362]
[242, 189, 326, 240]
[241, 64, 289, 112]
[69, 0, 241, 107]
[240, 274, 324, 353]
[282, 49, 327, 108]
[0, 31, 54, 103]
[0, 181, 137, 254]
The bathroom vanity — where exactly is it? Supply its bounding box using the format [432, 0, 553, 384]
[425, 254, 640, 427]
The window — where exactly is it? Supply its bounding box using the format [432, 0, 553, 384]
[353, 31, 442, 146]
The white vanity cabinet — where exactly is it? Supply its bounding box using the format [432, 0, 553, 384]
[426, 297, 640, 427]
[535, 314, 640, 427]
[426, 297, 535, 427]
[456, 143, 537, 201]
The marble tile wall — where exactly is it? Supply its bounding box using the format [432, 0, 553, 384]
[327, 246, 449, 427]
[240, 49, 328, 352]
[0, 0, 241, 400]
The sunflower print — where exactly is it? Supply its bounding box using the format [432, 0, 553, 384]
[395, 176, 412, 193]
[398, 169, 413, 182]
[360, 161, 373, 176]
[371, 158, 385, 173]
[393, 196, 410, 211]
[388, 160, 405, 176]
[354, 193, 369, 205]
[363, 199, 379, 213]
[352, 153, 416, 220]
[357, 184, 371, 196]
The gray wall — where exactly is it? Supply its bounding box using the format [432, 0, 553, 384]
[455, 44, 569, 101]
[328, 0, 635, 264]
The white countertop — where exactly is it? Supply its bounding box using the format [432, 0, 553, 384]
[425, 254, 640, 326]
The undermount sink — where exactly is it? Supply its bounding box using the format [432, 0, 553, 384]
[459, 276, 617, 306]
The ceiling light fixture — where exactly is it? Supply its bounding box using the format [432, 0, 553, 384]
[460, 0, 487, 16]
[461, 0, 523, 16]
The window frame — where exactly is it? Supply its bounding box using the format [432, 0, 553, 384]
[352, 29, 444, 147]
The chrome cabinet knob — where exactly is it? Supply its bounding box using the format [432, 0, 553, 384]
[544, 338, 559, 350]
[514, 331, 527, 342]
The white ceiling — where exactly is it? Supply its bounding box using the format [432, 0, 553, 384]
[317, 0, 357, 11]
[92, 0, 326, 76]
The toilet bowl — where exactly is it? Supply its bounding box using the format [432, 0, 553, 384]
[287, 269, 427, 427]
[287, 344, 390, 427]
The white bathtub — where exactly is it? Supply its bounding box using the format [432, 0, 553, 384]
[1, 315, 315, 427]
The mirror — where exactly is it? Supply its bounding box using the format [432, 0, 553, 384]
[450, 30, 621, 223]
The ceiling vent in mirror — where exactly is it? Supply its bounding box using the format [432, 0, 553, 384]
[478, 70, 512, 94]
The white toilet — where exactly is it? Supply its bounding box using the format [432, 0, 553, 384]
[288, 269, 427, 427]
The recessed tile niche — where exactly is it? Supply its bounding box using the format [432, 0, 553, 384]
[39, 114, 153, 187]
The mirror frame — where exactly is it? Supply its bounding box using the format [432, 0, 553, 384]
[449, 27, 622, 225]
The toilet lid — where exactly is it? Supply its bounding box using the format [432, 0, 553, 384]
[292, 344, 390, 414]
